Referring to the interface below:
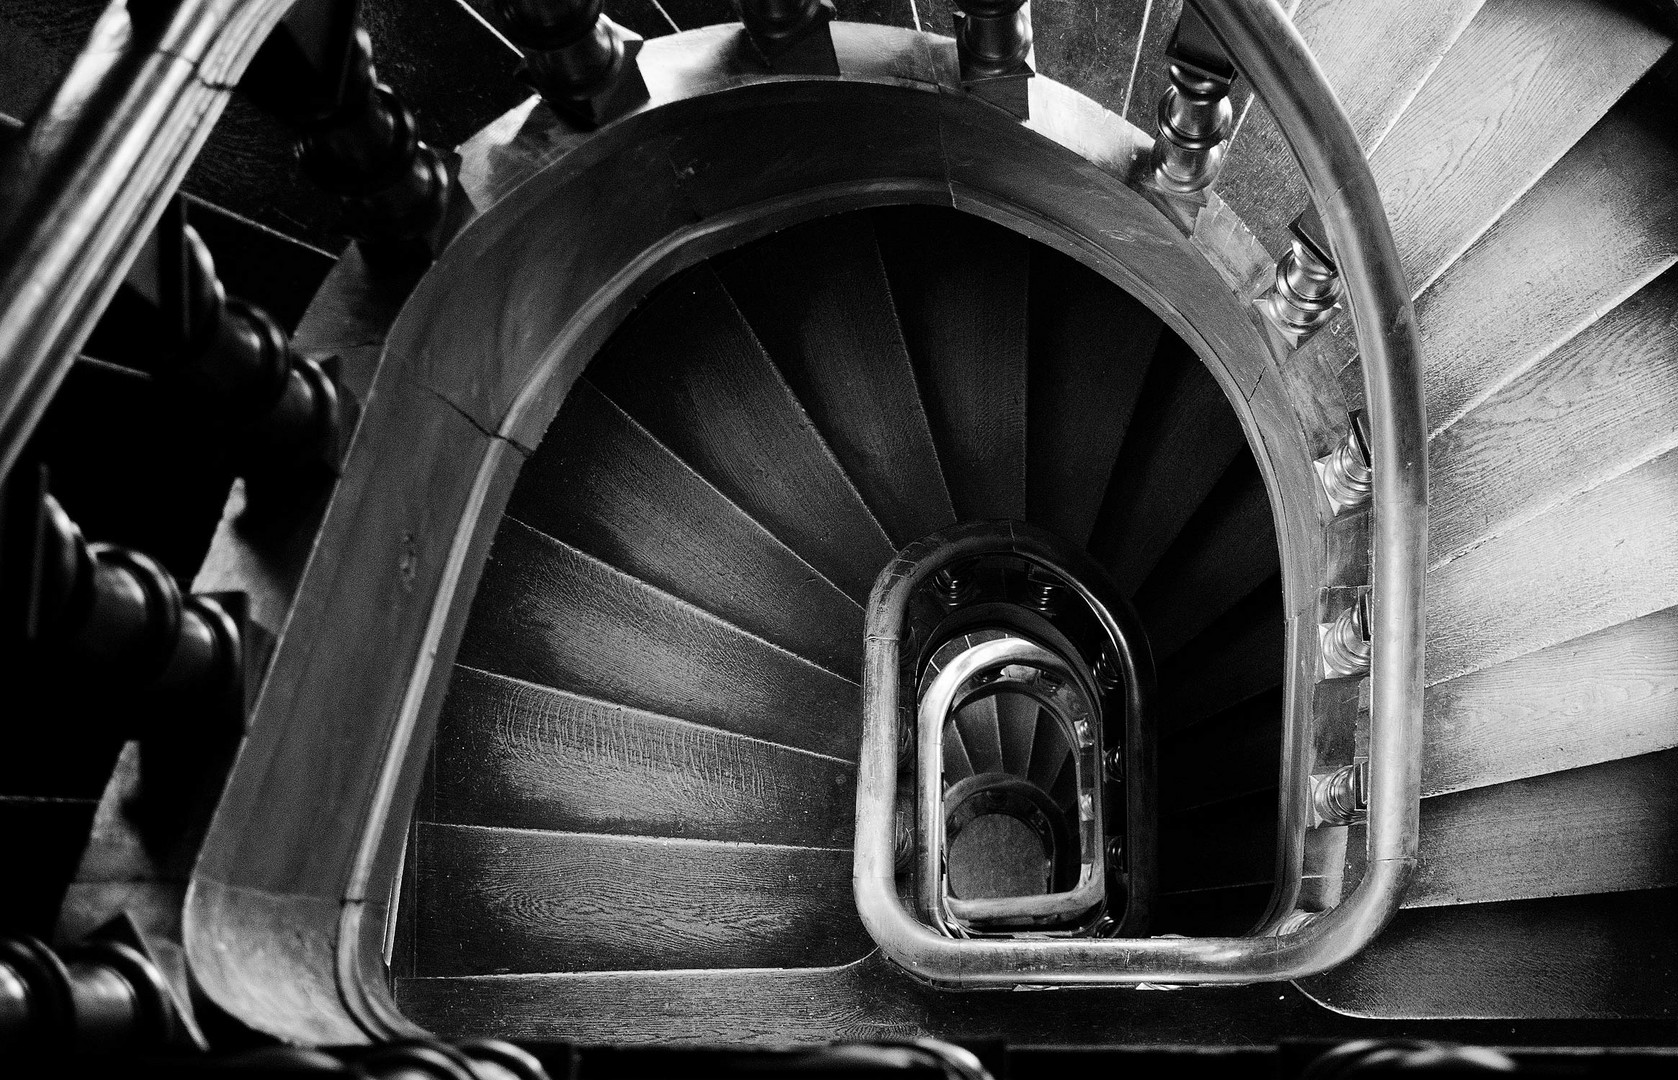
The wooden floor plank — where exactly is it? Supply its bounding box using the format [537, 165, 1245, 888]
[1298, 887, 1678, 1019]
[1366, 0, 1669, 292]
[1406, 750, 1678, 909]
[1025, 244, 1161, 548]
[874, 206, 1030, 522]
[429, 666, 855, 846]
[1415, 79, 1678, 440]
[1423, 605, 1678, 798]
[1133, 453, 1278, 660]
[715, 214, 957, 548]
[587, 265, 895, 602]
[1086, 336, 1247, 594]
[510, 379, 864, 679]
[1426, 445, 1678, 686]
[1428, 267, 1678, 567]
[1158, 577, 1286, 729]
[456, 520, 861, 760]
[413, 824, 872, 977]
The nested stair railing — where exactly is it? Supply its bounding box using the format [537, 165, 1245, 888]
[0, 0, 1425, 1040]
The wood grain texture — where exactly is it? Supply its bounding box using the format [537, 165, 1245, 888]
[714, 214, 956, 548]
[430, 665, 856, 846]
[456, 519, 862, 759]
[1086, 336, 1247, 594]
[1423, 605, 1678, 798]
[1025, 244, 1162, 547]
[1158, 577, 1286, 728]
[1159, 688, 1284, 813]
[1428, 269, 1678, 566]
[1367, 0, 1670, 291]
[509, 378, 864, 679]
[1133, 453, 1279, 660]
[413, 823, 871, 976]
[1158, 787, 1278, 895]
[1425, 444, 1678, 686]
[1415, 80, 1678, 440]
[1298, 887, 1678, 1019]
[1406, 750, 1678, 909]
[873, 206, 1031, 522]
[587, 265, 895, 602]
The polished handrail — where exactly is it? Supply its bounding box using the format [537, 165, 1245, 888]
[0, 0, 298, 484]
[854, 0, 1425, 982]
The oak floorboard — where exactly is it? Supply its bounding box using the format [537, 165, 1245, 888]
[874, 206, 1030, 522]
[586, 265, 895, 602]
[429, 666, 855, 846]
[412, 823, 871, 976]
[457, 520, 861, 759]
[715, 215, 956, 548]
[510, 378, 864, 679]
[1025, 244, 1162, 548]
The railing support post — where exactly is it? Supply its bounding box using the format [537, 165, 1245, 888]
[1261, 205, 1344, 341]
[953, 0, 1035, 119]
[1150, 6, 1236, 195]
[738, 0, 841, 75]
[495, 0, 650, 128]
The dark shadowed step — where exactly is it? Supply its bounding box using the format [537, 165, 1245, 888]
[1157, 577, 1286, 728]
[430, 666, 855, 846]
[1158, 787, 1278, 895]
[1159, 688, 1284, 814]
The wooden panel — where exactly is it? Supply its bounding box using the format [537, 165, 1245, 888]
[430, 666, 855, 846]
[1158, 787, 1278, 894]
[1406, 750, 1678, 909]
[1298, 887, 1678, 1019]
[1030, 0, 1154, 119]
[1429, 268, 1678, 566]
[587, 265, 895, 602]
[413, 823, 871, 976]
[1426, 445, 1678, 686]
[1158, 578, 1286, 729]
[1133, 453, 1279, 660]
[873, 206, 1030, 522]
[1159, 688, 1284, 814]
[1087, 336, 1247, 593]
[456, 520, 862, 760]
[1367, 0, 1670, 290]
[714, 214, 956, 548]
[1423, 605, 1678, 798]
[1025, 244, 1162, 548]
[509, 379, 864, 678]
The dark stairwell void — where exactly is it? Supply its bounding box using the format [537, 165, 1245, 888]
[393, 205, 1283, 1004]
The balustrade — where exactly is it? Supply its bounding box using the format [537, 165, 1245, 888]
[495, 0, 650, 127]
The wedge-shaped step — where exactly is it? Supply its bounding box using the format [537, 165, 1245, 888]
[1298, 887, 1678, 1019]
[1407, 749, 1678, 908]
[1429, 266, 1678, 565]
[1158, 577, 1285, 728]
[431, 666, 856, 846]
[1159, 688, 1283, 814]
[1426, 444, 1678, 686]
[413, 824, 872, 976]
[874, 207, 1030, 522]
[1158, 788, 1278, 895]
[1025, 245, 1162, 548]
[509, 379, 864, 678]
[1423, 604, 1678, 797]
[457, 521, 861, 759]
[1088, 337, 1247, 595]
[715, 215, 956, 548]
[587, 265, 894, 602]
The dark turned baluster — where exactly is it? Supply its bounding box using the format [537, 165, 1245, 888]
[953, 0, 1035, 119]
[1261, 203, 1343, 343]
[1151, 4, 1236, 197]
[737, 0, 840, 75]
[496, 0, 650, 128]
[243, 1, 452, 268]
[0, 933, 179, 1053]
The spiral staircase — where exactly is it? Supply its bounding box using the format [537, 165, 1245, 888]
[2, 0, 1678, 1060]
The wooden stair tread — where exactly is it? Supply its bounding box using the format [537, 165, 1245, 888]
[1158, 578, 1286, 729]
[457, 520, 861, 759]
[412, 823, 871, 977]
[587, 265, 895, 602]
[1429, 265, 1678, 567]
[1159, 688, 1284, 814]
[1087, 337, 1247, 595]
[995, 693, 1040, 776]
[1426, 444, 1678, 686]
[1423, 604, 1678, 798]
[1297, 887, 1678, 1019]
[1025, 244, 1162, 548]
[1158, 787, 1278, 895]
[510, 378, 864, 679]
[1366, 0, 1670, 292]
[1407, 749, 1678, 908]
[954, 696, 1006, 775]
[1133, 453, 1278, 660]
[874, 206, 1031, 522]
[430, 666, 855, 846]
[715, 214, 956, 548]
